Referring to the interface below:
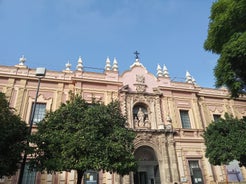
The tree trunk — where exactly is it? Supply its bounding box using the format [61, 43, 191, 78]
[77, 170, 85, 184]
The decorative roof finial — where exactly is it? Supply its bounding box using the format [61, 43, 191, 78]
[65, 60, 71, 71]
[163, 64, 169, 78]
[76, 56, 83, 71]
[186, 71, 193, 83]
[157, 64, 162, 77]
[15, 55, 27, 68]
[19, 55, 26, 66]
[105, 57, 111, 71]
[192, 76, 196, 84]
[112, 57, 118, 72]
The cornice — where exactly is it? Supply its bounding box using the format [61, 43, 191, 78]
[0, 74, 74, 84]
[173, 138, 205, 143]
[158, 85, 200, 93]
[71, 77, 122, 86]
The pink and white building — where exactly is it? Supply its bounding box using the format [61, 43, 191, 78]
[0, 55, 246, 184]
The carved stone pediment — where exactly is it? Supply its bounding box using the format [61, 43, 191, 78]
[134, 83, 147, 93]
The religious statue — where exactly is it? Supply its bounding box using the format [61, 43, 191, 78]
[137, 107, 145, 127]
[134, 107, 151, 129]
[145, 117, 150, 128]
[134, 116, 138, 125]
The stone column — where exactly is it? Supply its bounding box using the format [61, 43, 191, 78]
[176, 149, 185, 182]
[122, 174, 130, 184]
[167, 133, 180, 183]
[114, 173, 121, 184]
[159, 134, 172, 184]
[202, 153, 214, 183]
[241, 167, 246, 181]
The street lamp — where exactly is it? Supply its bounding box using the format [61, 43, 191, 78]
[18, 67, 46, 184]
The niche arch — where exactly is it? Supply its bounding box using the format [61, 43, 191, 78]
[133, 102, 151, 129]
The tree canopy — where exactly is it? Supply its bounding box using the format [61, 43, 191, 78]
[204, 0, 246, 97]
[29, 94, 137, 184]
[0, 92, 28, 177]
[203, 114, 246, 167]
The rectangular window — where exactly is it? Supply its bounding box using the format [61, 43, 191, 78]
[213, 114, 221, 122]
[31, 103, 46, 124]
[188, 160, 204, 184]
[180, 110, 191, 129]
[189, 160, 199, 169]
[22, 163, 36, 184]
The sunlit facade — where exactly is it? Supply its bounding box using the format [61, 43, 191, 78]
[0, 56, 246, 184]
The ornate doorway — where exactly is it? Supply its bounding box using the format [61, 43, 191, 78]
[134, 146, 160, 184]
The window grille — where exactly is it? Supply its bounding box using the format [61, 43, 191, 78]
[180, 110, 191, 129]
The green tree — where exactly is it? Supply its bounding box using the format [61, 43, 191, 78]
[29, 95, 137, 184]
[203, 114, 246, 167]
[204, 0, 246, 97]
[0, 92, 28, 177]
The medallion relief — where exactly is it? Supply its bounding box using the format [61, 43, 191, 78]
[136, 74, 145, 83]
[134, 74, 147, 93]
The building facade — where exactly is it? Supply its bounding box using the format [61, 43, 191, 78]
[0, 56, 246, 184]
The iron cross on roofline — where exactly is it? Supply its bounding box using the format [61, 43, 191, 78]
[134, 51, 140, 59]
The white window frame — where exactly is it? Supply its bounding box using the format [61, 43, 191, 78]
[26, 95, 52, 125]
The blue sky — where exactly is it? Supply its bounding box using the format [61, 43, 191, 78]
[0, 0, 218, 88]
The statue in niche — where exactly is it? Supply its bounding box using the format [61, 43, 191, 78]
[134, 116, 138, 125]
[145, 116, 150, 128]
[134, 107, 150, 129]
[137, 107, 145, 127]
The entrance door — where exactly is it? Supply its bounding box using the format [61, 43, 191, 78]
[134, 172, 147, 184]
[134, 146, 160, 184]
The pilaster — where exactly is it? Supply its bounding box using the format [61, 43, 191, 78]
[4, 78, 15, 101]
[160, 134, 172, 184]
[191, 98, 203, 129]
[54, 83, 64, 110]
[15, 79, 27, 115]
[122, 175, 130, 184]
[167, 133, 180, 183]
